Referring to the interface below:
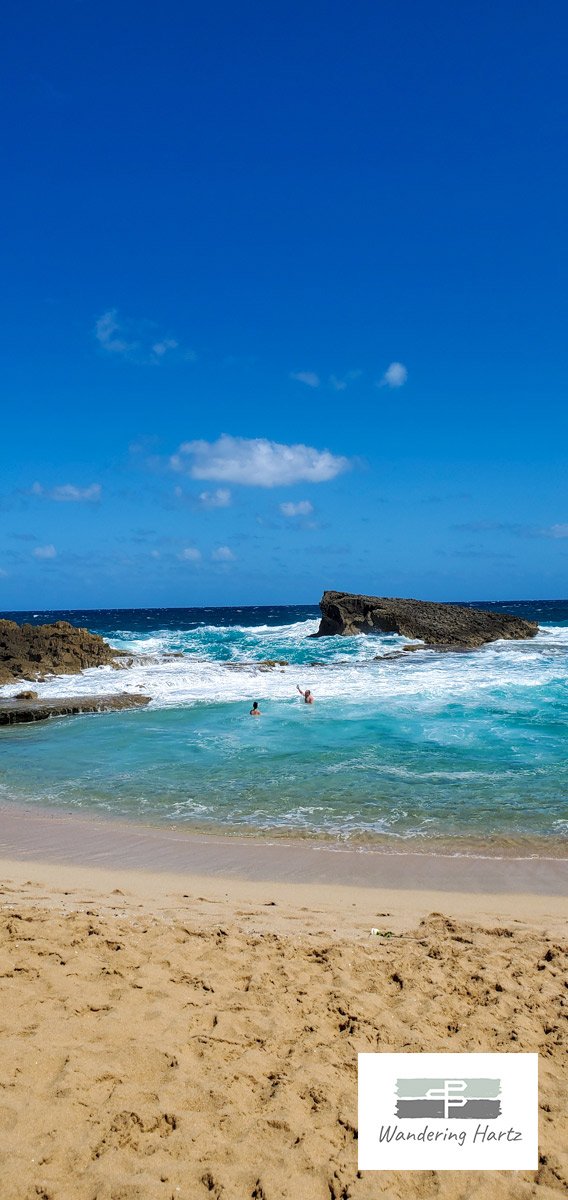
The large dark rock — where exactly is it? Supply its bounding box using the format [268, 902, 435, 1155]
[314, 591, 538, 647]
[0, 693, 151, 725]
[0, 619, 125, 685]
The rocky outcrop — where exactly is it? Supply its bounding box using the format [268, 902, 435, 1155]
[0, 619, 125, 685]
[0, 693, 151, 725]
[314, 591, 538, 647]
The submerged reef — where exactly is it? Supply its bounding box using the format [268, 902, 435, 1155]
[0, 692, 150, 724]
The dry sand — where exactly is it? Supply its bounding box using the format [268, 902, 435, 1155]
[0, 851, 566, 1200]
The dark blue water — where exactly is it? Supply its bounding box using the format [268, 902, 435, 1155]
[3, 599, 568, 635]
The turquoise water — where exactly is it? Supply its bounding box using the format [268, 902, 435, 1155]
[1, 603, 567, 852]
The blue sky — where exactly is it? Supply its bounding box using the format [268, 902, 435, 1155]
[1, 0, 567, 608]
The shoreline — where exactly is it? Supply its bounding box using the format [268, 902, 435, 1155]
[4, 780, 568, 863]
[0, 799, 566, 900]
[2, 789, 567, 862]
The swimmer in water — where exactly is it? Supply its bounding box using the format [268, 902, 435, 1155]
[296, 685, 314, 704]
[250, 701, 261, 716]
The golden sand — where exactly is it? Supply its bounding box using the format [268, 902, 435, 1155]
[0, 858, 566, 1200]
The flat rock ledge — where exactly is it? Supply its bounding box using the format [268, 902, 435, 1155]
[314, 591, 538, 648]
[0, 693, 151, 725]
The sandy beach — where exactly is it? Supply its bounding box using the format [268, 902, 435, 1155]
[0, 810, 566, 1200]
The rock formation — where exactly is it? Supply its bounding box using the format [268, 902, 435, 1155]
[313, 591, 538, 648]
[0, 693, 151, 725]
[0, 619, 125, 685]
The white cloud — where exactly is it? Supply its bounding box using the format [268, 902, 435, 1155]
[152, 338, 178, 357]
[211, 545, 236, 562]
[178, 546, 201, 561]
[198, 488, 232, 509]
[30, 482, 101, 503]
[171, 435, 349, 488]
[280, 500, 314, 517]
[546, 523, 568, 538]
[51, 483, 101, 502]
[290, 371, 320, 388]
[33, 544, 57, 559]
[95, 310, 134, 355]
[380, 362, 408, 388]
[95, 310, 191, 364]
[329, 369, 363, 391]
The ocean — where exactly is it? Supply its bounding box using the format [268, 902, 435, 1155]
[1, 601, 567, 855]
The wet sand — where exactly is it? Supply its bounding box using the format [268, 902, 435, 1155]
[1, 801, 567, 895]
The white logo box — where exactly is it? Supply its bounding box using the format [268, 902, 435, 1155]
[358, 1053, 538, 1171]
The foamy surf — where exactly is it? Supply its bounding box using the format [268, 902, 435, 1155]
[1, 621, 566, 709]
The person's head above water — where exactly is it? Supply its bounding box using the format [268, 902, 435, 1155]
[250, 701, 260, 715]
[252, 701, 259, 709]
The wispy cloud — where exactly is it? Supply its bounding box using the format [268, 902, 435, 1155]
[33, 544, 57, 559]
[31, 482, 102, 503]
[178, 546, 202, 562]
[95, 309, 194, 365]
[426, 491, 471, 504]
[280, 500, 314, 517]
[543, 523, 568, 538]
[52, 483, 100, 502]
[291, 369, 362, 391]
[152, 338, 178, 357]
[171, 485, 233, 509]
[379, 362, 408, 388]
[211, 545, 236, 562]
[446, 547, 515, 561]
[170, 435, 350, 488]
[453, 519, 568, 541]
[453, 520, 531, 537]
[198, 488, 232, 509]
[290, 371, 320, 388]
[94, 310, 134, 355]
[329, 369, 363, 391]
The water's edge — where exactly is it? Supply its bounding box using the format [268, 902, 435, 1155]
[0, 801, 566, 894]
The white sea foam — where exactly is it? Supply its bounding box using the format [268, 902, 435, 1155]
[1, 620, 567, 714]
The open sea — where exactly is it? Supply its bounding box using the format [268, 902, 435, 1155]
[1, 601, 567, 856]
